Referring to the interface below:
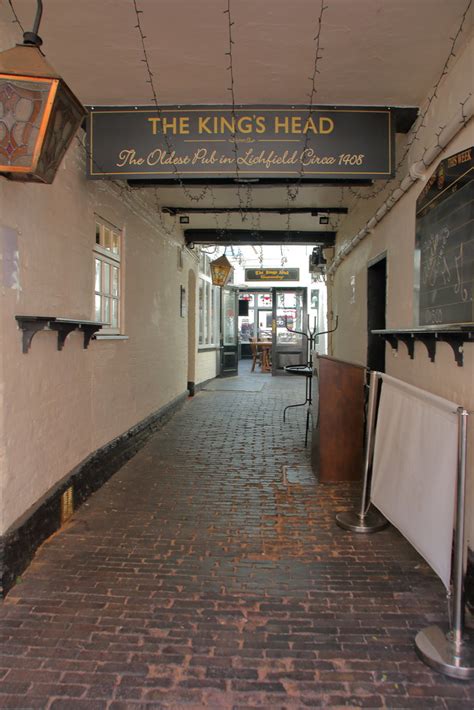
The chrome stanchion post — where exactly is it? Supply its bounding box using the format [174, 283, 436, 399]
[415, 408, 474, 680]
[336, 370, 388, 533]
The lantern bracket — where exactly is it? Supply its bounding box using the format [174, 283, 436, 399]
[22, 0, 43, 47]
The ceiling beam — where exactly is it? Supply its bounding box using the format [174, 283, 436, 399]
[184, 229, 336, 246]
[163, 206, 348, 216]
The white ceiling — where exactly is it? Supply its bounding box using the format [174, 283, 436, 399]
[7, 0, 471, 106]
[2, 0, 472, 233]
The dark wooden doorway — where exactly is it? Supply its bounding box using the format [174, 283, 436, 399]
[367, 255, 387, 372]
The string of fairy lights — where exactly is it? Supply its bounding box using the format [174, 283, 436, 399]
[282, 0, 328, 253]
[6, 0, 471, 270]
[131, 0, 211, 206]
[223, 0, 244, 216]
[287, 0, 328, 203]
[7, 0, 23, 30]
[348, 0, 472, 204]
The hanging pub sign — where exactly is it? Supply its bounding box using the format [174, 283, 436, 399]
[245, 268, 300, 281]
[415, 146, 473, 326]
[86, 106, 394, 181]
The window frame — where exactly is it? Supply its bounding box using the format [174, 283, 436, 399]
[198, 254, 220, 348]
[93, 217, 123, 335]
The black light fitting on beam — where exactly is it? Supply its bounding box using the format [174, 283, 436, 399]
[184, 229, 336, 247]
[162, 206, 348, 216]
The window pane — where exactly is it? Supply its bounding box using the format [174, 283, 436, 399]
[258, 293, 272, 307]
[95, 223, 101, 245]
[112, 266, 119, 296]
[209, 285, 215, 344]
[95, 294, 101, 321]
[95, 258, 101, 291]
[103, 228, 112, 251]
[103, 262, 110, 294]
[112, 232, 120, 255]
[206, 283, 211, 343]
[111, 299, 119, 327]
[223, 289, 236, 346]
[198, 279, 205, 344]
[104, 297, 111, 324]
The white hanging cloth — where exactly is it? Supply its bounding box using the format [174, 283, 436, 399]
[371, 374, 459, 590]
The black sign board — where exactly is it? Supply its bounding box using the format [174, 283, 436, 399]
[245, 268, 300, 282]
[87, 106, 394, 181]
[415, 147, 473, 326]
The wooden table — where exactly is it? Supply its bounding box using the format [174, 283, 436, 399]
[256, 341, 272, 372]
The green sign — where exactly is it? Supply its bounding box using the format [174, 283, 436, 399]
[245, 268, 300, 282]
[87, 105, 394, 181]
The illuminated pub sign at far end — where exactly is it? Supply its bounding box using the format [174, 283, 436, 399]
[87, 105, 395, 181]
[245, 268, 300, 282]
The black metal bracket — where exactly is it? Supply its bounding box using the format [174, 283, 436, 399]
[80, 322, 104, 349]
[373, 326, 474, 367]
[15, 316, 54, 354]
[49, 320, 79, 351]
[15, 316, 106, 353]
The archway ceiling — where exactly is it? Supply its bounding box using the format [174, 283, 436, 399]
[5, 0, 472, 236]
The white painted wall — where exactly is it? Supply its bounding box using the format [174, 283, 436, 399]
[0, 132, 196, 534]
[330, 36, 474, 545]
[196, 350, 219, 384]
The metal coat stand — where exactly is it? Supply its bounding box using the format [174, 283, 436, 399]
[335, 369, 388, 533]
[283, 314, 338, 447]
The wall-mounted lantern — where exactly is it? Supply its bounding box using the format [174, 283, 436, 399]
[0, 0, 85, 183]
[210, 254, 233, 287]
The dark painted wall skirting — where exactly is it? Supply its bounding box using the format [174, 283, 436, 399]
[0, 392, 187, 599]
[466, 549, 474, 614]
[195, 377, 214, 393]
[188, 377, 215, 397]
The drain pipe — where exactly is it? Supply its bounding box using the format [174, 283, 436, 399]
[326, 95, 474, 277]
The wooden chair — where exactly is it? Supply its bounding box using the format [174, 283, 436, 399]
[250, 338, 261, 372]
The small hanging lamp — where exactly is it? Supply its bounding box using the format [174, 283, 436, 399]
[210, 254, 233, 287]
[0, 0, 85, 183]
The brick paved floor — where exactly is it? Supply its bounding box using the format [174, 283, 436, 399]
[1, 368, 473, 709]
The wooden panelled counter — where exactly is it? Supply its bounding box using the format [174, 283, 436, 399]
[311, 355, 366, 482]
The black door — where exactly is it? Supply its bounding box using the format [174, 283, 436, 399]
[220, 286, 239, 377]
[367, 256, 387, 372]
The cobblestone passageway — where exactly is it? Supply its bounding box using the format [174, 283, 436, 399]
[1, 374, 473, 709]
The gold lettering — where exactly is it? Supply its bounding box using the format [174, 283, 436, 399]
[320, 117, 334, 134]
[255, 116, 266, 133]
[117, 149, 144, 167]
[303, 117, 318, 134]
[161, 117, 177, 134]
[198, 116, 212, 134]
[291, 116, 302, 133]
[274, 116, 289, 133]
[237, 116, 253, 134]
[147, 117, 160, 135]
[179, 116, 190, 134]
[220, 116, 235, 134]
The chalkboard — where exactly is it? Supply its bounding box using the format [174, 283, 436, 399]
[415, 147, 473, 326]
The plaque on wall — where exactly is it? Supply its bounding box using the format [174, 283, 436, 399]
[415, 147, 473, 326]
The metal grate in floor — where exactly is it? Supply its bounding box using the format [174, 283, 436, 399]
[282, 465, 317, 485]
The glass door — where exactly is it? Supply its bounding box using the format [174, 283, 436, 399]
[220, 286, 239, 377]
[272, 288, 307, 374]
